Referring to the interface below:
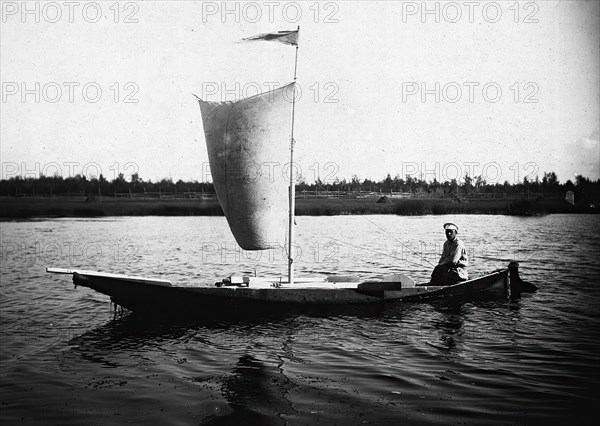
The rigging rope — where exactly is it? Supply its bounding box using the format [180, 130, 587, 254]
[297, 182, 435, 269]
[306, 229, 433, 269]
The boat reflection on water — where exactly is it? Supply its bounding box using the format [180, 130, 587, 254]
[427, 304, 467, 351]
[56, 293, 541, 425]
[64, 315, 302, 425]
[201, 354, 295, 426]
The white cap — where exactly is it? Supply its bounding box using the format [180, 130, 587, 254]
[443, 223, 458, 231]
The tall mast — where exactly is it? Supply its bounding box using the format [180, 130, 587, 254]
[288, 26, 299, 285]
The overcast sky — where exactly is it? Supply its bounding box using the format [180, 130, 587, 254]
[1, 1, 598, 184]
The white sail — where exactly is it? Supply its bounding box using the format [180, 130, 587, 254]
[197, 83, 295, 250]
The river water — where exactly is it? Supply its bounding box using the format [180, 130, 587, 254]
[1, 214, 599, 425]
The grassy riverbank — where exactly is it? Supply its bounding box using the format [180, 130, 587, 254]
[0, 195, 592, 219]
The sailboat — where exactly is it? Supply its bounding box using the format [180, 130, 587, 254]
[47, 29, 536, 316]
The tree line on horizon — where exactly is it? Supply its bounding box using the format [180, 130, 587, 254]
[1, 171, 599, 203]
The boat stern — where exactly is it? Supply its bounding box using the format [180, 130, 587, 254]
[508, 262, 537, 297]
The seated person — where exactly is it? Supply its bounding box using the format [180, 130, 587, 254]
[429, 222, 468, 285]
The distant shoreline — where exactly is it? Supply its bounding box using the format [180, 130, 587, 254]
[1, 196, 594, 220]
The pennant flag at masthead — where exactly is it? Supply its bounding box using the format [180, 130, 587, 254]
[240, 29, 299, 45]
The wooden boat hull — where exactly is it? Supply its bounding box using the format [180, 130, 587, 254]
[47, 262, 535, 316]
